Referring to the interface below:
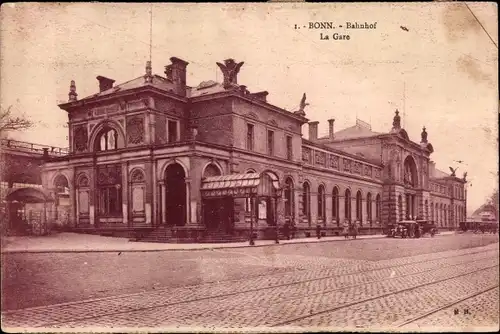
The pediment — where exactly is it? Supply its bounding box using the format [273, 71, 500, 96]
[244, 112, 259, 120]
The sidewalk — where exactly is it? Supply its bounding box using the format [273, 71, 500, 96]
[0, 231, 457, 254]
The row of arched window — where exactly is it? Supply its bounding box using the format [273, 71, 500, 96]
[299, 182, 381, 226]
[429, 202, 466, 227]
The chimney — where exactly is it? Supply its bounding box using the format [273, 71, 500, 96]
[250, 91, 269, 102]
[169, 57, 189, 97]
[328, 118, 335, 139]
[308, 121, 319, 140]
[96, 76, 115, 92]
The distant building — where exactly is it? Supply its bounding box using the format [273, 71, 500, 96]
[40, 58, 467, 241]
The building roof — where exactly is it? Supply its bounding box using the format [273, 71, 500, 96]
[319, 123, 384, 141]
[432, 168, 450, 179]
[79, 75, 177, 102]
[188, 80, 227, 97]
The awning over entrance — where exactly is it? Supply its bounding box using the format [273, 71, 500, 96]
[4, 187, 55, 203]
[201, 172, 279, 198]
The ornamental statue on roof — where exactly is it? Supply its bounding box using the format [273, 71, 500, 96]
[392, 109, 401, 130]
[421, 126, 428, 143]
[68, 80, 77, 102]
[144, 61, 153, 84]
[217, 58, 244, 89]
[294, 93, 309, 116]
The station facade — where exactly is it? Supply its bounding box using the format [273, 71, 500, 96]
[41, 57, 467, 240]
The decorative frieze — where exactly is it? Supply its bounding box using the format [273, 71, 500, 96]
[354, 162, 362, 174]
[329, 155, 339, 169]
[126, 116, 145, 145]
[302, 147, 312, 163]
[343, 159, 351, 172]
[315, 151, 326, 166]
[97, 164, 122, 186]
[93, 104, 119, 117]
[365, 166, 372, 177]
[73, 125, 88, 152]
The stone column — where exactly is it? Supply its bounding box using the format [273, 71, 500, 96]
[160, 181, 166, 224]
[310, 190, 317, 227]
[122, 163, 128, 225]
[89, 167, 95, 226]
[325, 192, 332, 227]
[69, 169, 76, 227]
[185, 178, 191, 225]
[145, 161, 153, 224]
[339, 193, 346, 224]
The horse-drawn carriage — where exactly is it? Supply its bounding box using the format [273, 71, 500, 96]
[387, 220, 436, 238]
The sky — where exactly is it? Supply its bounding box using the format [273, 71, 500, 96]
[0, 2, 498, 213]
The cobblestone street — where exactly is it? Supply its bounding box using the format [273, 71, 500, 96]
[2, 234, 499, 332]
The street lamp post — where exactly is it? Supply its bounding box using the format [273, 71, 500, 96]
[249, 196, 255, 246]
[275, 187, 283, 244]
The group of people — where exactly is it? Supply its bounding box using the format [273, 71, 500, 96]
[342, 220, 359, 239]
[281, 221, 297, 240]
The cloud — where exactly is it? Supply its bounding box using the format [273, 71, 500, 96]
[456, 55, 494, 87]
[441, 3, 482, 42]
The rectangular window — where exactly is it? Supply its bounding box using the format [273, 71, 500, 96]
[267, 130, 274, 156]
[168, 120, 178, 143]
[286, 135, 293, 160]
[246, 124, 254, 151]
[99, 186, 122, 216]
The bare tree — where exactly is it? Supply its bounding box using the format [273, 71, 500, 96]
[0, 105, 33, 137]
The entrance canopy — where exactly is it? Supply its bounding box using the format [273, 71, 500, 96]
[5, 187, 54, 203]
[201, 172, 279, 198]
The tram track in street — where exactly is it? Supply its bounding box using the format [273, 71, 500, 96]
[3, 248, 498, 328]
[395, 284, 499, 328]
[271, 263, 499, 327]
[3, 246, 496, 316]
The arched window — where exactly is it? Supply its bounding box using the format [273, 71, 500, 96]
[76, 174, 90, 220]
[403, 156, 418, 188]
[375, 194, 381, 221]
[54, 174, 69, 196]
[302, 182, 311, 224]
[96, 127, 118, 151]
[332, 187, 339, 225]
[344, 189, 351, 221]
[356, 191, 363, 224]
[130, 168, 145, 216]
[366, 193, 372, 223]
[203, 163, 222, 178]
[317, 185, 325, 223]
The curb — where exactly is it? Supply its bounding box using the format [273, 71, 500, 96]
[1, 235, 390, 254]
[1, 232, 460, 254]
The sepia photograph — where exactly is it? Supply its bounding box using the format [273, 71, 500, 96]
[0, 2, 498, 332]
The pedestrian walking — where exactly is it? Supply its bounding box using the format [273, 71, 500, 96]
[352, 221, 358, 240]
[291, 222, 296, 239]
[342, 220, 350, 239]
[283, 222, 290, 240]
[316, 224, 321, 239]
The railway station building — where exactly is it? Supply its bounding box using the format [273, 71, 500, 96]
[40, 57, 467, 241]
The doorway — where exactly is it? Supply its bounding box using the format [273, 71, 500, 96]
[165, 163, 186, 226]
[203, 197, 234, 232]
